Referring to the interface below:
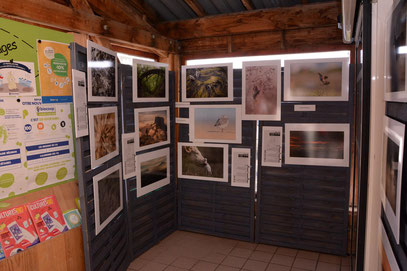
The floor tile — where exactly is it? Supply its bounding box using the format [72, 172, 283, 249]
[341, 256, 351, 266]
[249, 250, 273, 262]
[316, 262, 340, 271]
[318, 254, 341, 265]
[236, 241, 257, 250]
[164, 266, 188, 271]
[292, 268, 308, 271]
[266, 263, 291, 271]
[275, 247, 298, 257]
[256, 244, 278, 254]
[153, 253, 178, 265]
[229, 247, 253, 258]
[292, 257, 317, 271]
[128, 258, 149, 270]
[270, 254, 295, 267]
[297, 250, 319, 261]
[202, 252, 227, 264]
[140, 261, 167, 271]
[340, 266, 351, 271]
[242, 259, 269, 271]
[221, 255, 247, 268]
[171, 256, 198, 269]
[215, 265, 240, 271]
[191, 260, 218, 271]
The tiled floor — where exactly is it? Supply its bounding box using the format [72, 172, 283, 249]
[127, 231, 351, 271]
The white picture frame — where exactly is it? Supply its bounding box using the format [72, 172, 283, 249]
[381, 116, 405, 243]
[284, 57, 349, 101]
[181, 63, 233, 102]
[134, 106, 170, 151]
[231, 148, 251, 188]
[178, 142, 228, 182]
[189, 105, 242, 144]
[132, 59, 169, 102]
[136, 147, 170, 198]
[261, 126, 283, 167]
[72, 69, 88, 138]
[121, 132, 136, 180]
[285, 123, 350, 167]
[93, 163, 123, 235]
[242, 60, 281, 120]
[88, 106, 119, 169]
[87, 40, 118, 102]
[379, 220, 400, 271]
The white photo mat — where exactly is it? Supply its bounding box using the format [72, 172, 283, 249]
[121, 132, 136, 180]
[132, 59, 169, 102]
[284, 57, 349, 101]
[88, 106, 119, 169]
[381, 116, 405, 243]
[93, 163, 123, 235]
[379, 220, 400, 271]
[231, 148, 251, 188]
[242, 60, 281, 120]
[72, 69, 88, 138]
[136, 147, 170, 198]
[178, 142, 229, 182]
[189, 104, 242, 144]
[87, 40, 118, 102]
[285, 123, 350, 167]
[134, 106, 171, 151]
[181, 63, 233, 102]
[261, 126, 283, 167]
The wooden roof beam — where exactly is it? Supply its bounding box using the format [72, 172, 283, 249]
[69, 0, 93, 13]
[0, 0, 176, 54]
[184, 0, 206, 17]
[124, 0, 160, 24]
[157, 1, 341, 40]
[241, 0, 255, 10]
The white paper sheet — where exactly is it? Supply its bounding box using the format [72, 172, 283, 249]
[262, 126, 282, 167]
[72, 70, 88, 138]
[121, 133, 136, 180]
[231, 148, 250, 188]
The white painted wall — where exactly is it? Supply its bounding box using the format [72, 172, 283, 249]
[364, 1, 393, 270]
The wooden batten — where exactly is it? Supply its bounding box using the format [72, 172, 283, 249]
[157, 2, 341, 40]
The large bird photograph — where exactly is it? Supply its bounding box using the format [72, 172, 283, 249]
[191, 105, 241, 143]
[185, 66, 228, 99]
[288, 61, 342, 98]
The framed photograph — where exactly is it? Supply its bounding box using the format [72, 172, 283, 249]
[121, 133, 136, 180]
[93, 163, 123, 235]
[136, 147, 170, 198]
[189, 105, 242, 144]
[242, 60, 281, 120]
[261, 126, 283, 167]
[384, 0, 407, 102]
[134, 106, 170, 151]
[284, 58, 349, 101]
[181, 63, 233, 102]
[178, 142, 228, 182]
[285, 123, 350, 167]
[379, 220, 400, 271]
[89, 107, 119, 169]
[133, 59, 168, 102]
[231, 148, 251, 188]
[382, 116, 405, 243]
[87, 40, 118, 102]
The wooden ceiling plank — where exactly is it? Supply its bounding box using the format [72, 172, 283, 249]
[183, 0, 206, 17]
[157, 2, 340, 40]
[241, 0, 255, 10]
[69, 0, 93, 13]
[125, 0, 159, 24]
[0, 0, 175, 54]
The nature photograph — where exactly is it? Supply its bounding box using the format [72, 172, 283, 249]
[186, 66, 228, 98]
[181, 145, 224, 179]
[89, 43, 116, 99]
[289, 61, 342, 97]
[93, 111, 117, 160]
[97, 169, 121, 225]
[244, 65, 278, 116]
[289, 130, 345, 159]
[135, 107, 169, 149]
[140, 155, 167, 188]
[137, 63, 166, 98]
[384, 135, 399, 214]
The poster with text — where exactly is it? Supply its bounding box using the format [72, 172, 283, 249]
[0, 60, 36, 96]
[21, 97, 75, 192]
[37, 40, 72, 103]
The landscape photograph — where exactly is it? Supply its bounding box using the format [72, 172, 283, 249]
[140, 155, 167, 188]
[135, 107, 169, 150]
[136, 63, 166, 99]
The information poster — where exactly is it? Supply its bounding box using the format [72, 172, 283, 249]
[0, 98, 26, 199]
[22, 97, 75, 192]
[0, 60, 36, 96]
[72, 70, 88, 138]
[37, 40, 72, 103]
[262, 126, 283, 167]
[231, 148, 251, 188]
